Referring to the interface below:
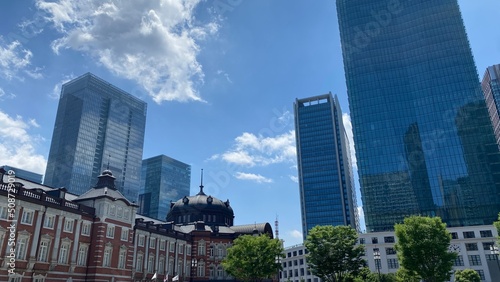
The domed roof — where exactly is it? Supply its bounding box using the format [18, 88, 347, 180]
[166, 184, 234, 226]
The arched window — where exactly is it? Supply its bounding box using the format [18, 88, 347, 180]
[197, 260, 205, 277]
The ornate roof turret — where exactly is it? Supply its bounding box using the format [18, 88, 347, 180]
[94, 169, 116, 190]
[166, 169, 234, 226]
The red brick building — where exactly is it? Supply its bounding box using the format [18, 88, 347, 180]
[0, 168, 272, 282]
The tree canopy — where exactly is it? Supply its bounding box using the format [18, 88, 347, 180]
[454, 269, 480, 282]
[222, 234, 284, 282]
[394, 216, 457, 282]
[304, 225, 366, 282]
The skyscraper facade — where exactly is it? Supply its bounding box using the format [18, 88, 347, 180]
[337, 0, 500, 231]
[482, 64, 500, 148]
[44, 73, 147, 202]
[294, 93, 359, 238]
[138, 155, 191, 220]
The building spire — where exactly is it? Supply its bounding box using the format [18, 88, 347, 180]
[107, 154, 111, 170]
[197, 169, 206, 195]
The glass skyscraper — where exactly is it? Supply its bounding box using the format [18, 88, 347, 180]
[44, 73, 147, 202]
[294, 93, 359, 239]
[337, 0, 500, 231]
[482, 64, 500, 149]
[138, 155, 191, 220]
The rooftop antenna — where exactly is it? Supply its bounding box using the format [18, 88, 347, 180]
[275, 214, 279, 239]
[107, 154, 111, 170]
[198, 169, 205, 195]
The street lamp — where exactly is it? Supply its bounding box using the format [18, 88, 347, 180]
[191, 258, 198, 282]
[373, 250, 381, 281]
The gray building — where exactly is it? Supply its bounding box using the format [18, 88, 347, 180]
[482, 64, 500, 149]
[44, 73, 147, 202]
[1, 165, 43, 184]
[337, 0, 500, 231]
[294, 93, 359, 239]
[138, 155, 191, 220]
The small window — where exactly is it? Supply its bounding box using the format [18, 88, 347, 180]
[454, 255, 464, 266]
[106, 226, 115, 238]
[81, 222, 91, 236]
[476, 270, 485, 280]
[103, 247, 112, 267]
[160, 240, 166, 250]
[465, 243, 478, 251]
[136, 254, 144, 271]
[359, 238, 366, 244]
[372, 237, 378, 244]
[386, 247, 397, 255]
[463, 231, 475, 239]
[59, 243, 70, 264]
[450, 232, 459, 239]
[482, 242, 494, 251]
[299, 249, 303, 255]
[480, 230, 493, 238]
[387, 258, 399, 269]
[0, 206, 8, 219]
[21, 210, 34, 225]
[43, 214, 55, 229]
[138, 235, 145, 247]
[384, 236, 395, 243]
[121, 229, 129, 241]
[63, 219, 74, 232]
[468, 254, 481, 266]
[117, 207, 123, 218]
[150, 237, 156, 248]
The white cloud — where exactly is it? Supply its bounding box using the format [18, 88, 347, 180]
[0, 110, 47, 174]
[217, 69, 232, 83]
[0, 39, 35, 80]
[234, 172, 273, 183]
[289, 229, 302, 239]
[342, 113, 357, 169]
[289, 175, 298, 183]
[211, 130, 296, 167]
[50, 74, 75, 99]
[36, 0, 219, 103]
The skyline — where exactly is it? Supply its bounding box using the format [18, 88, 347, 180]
[1, 0, 499, 247]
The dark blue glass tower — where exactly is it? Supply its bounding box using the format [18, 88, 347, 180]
[44, 73, 147, 202]
[482, 64, 500, 149]
[294, 93, 359, 239]
[337, 0, 500, 231]
[138, 155, 191, 220]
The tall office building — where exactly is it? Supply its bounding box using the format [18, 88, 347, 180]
[138, 155, 191, 220]
[294, 93, 359, 239]
[44, 73, 147, 202]
[482, 64, 500, 148]
[337, 0, 500, 231]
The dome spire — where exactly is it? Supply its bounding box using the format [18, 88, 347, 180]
[197, 169, 206, 196]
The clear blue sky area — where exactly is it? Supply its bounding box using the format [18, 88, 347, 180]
[0, 0, 499, 247]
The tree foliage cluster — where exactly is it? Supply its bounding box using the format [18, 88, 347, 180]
[305, 225, 365, 282]
[395, 216, 457, 282]
[222, 234, 284, 282]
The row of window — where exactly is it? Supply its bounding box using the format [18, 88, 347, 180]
[359, 229, 494, 245]
[136, 235, 191, 254]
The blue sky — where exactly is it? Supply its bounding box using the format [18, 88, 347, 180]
[0, 0, 499, 247]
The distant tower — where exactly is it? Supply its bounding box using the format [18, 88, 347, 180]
[481, 64, 500, 149]
[138, 155, 191, 220]
[294, 93, 359, 239]
[44, 73, 147, 202]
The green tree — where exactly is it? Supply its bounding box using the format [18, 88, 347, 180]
[304, 225, 366, 282]
[222, 234, 284, 282]
[494, 212, 500, 242]
[394, 216, 457, 282]
[454, 269, 480, 282]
